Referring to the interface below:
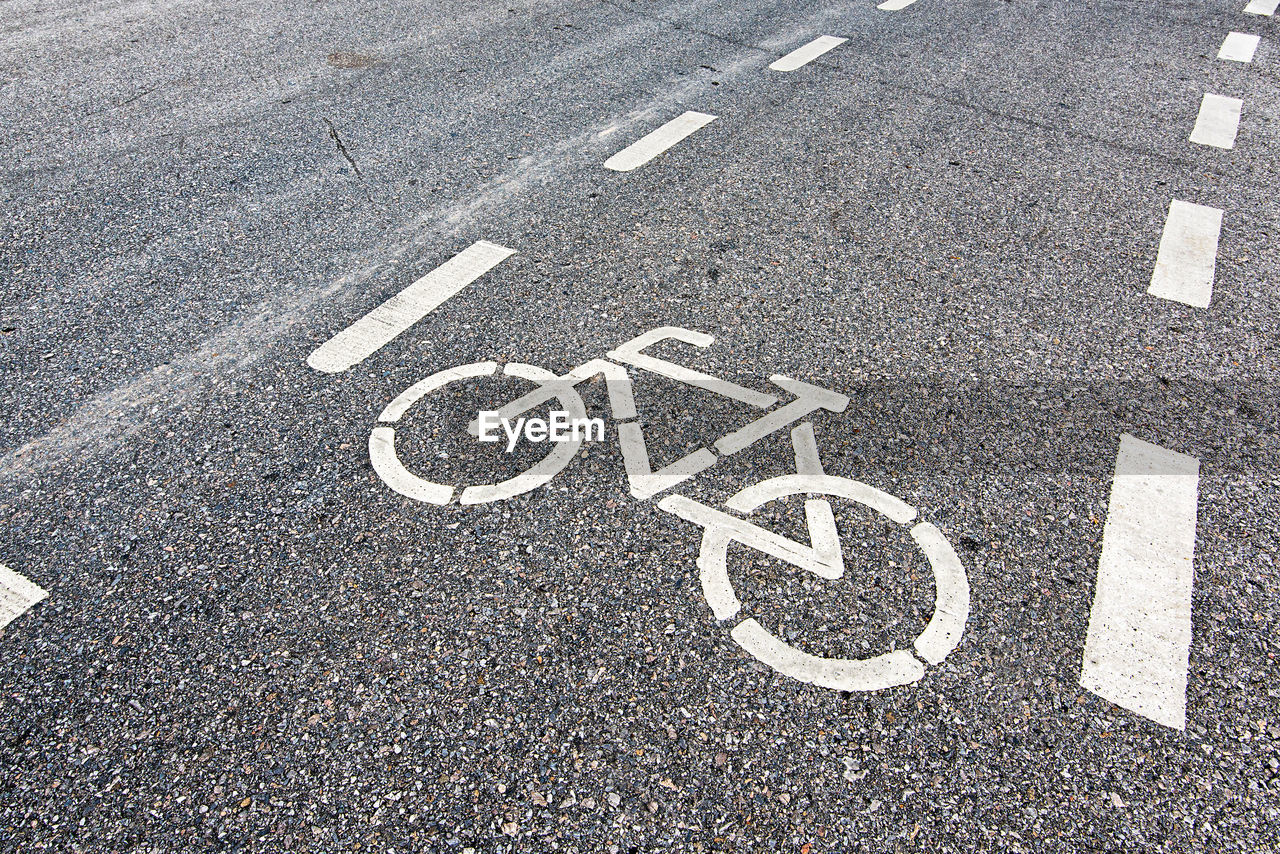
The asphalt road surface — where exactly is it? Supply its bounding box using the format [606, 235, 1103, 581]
[3, 0, 1279, 851]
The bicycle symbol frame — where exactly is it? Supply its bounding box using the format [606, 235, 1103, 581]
[369, 326, 970, 692]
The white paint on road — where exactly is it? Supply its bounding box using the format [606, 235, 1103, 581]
[618, 422, 717, 500]
[0, 563, 47, 631]
[1243, 0, 1277, 15]
[1189, 93, 1242, 149]
[877, 0, 919, 9]
[769, 36, 848, 71]
[731, 620, 925, 691]
[714, 376, 849, 456]
[663, 470, 969, 692]
[603, 111, 717, 172]
[307, 240, 515, 373]
[1148, 199, 1222, 308]
[1218, 32, 1260, 63]
[607, 327, 778, 409]
[1080, 435, 1199, 730]
[790, 423, 824, 476]
[459, 362, 587, 505]
[910, 522, 970, 665]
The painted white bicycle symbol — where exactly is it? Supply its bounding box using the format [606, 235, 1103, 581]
[369, 327, 970, 692]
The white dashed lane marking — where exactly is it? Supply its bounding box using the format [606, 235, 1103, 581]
[1243, 0, 1277, 15]
[769, 36, 848, 72]
[0, 563, 47, 631]
[307, 240, 515, 373]
[878, 0, 919, 9]
[1080, 435, 1199, 730]
[1218, 32, 1260, 63]
[1189, 93, 1243, 150]
[1148, 199, 1222, 308]
[603, 111, 717, 172]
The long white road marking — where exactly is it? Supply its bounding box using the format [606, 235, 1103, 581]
[877, 0, 919, 9]
[769, 36, 848, 71]
[307, 240, 515, 373]
[1148, 199, 1222, 308]
[0, 563, 47, 631]
[603, 112, 717, 172]
[1080, 435, 1199, 730]
[1189, 93, 1243, 149]
[1218, 32, 1260, 63]
[1244, 0, 1277, 15]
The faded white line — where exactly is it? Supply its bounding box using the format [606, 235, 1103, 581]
[1218, 32, 1260, 63]
[307, 240, 515, 373]
[1244, 0, 1277, 15]
[790, 423, 824, 475]
[877, 0, 918, 9]
[769, 36, 848, 72]
[1189, 93, 1243, 149]
[1080, 435, 1199, 730]
[603, 111, 717, 172]
[0, 563, 47, 631]
[1148, 200, 1222, 308]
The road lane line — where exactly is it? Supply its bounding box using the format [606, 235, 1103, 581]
[307, 240, 515, 373]
[0, 563, 47, 631]
[1080, 435, 1199, 730]
[1218, 32, 1260, 63]
[769, 36, 848, 71]
[877, 0, 919, 9]
[1148, 199, 1222, 308]
[603, 112, 717, 172]
[1189, 93, 1243, 149]
[1243, 0, 1277, 15]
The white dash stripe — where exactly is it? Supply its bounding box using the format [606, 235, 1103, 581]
[307, 240, 514, 373]
[0, 563, 47, 631]
[1218, 32, 1260, 63]
[1243, 0, 1277, 15]
[1189, 93, 1242, 149]
[877, 0, 919, 9]
[1148, 199, 1222, 308]
[603, 111, 716, 172]
[1080, 435, 1199, 730]
[769, 36, 848, 72]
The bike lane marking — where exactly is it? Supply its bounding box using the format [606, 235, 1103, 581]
[603, 111, 717, 172]
[1080, 434, 1199, 731]
[0, 563, 47, 632]
[1189, 93, 1243, 150]
[730, 620, 925, 691]
[1218, 32, 1260, 63]
[768, 36, 848, 72]
[1244, 0, 1277, 15]
[1148, 199, 1222, 308]
[607, 327, 778, 409]
[713, 376, 849, 456]
[307, 240, 515, 373]
[661, 469, 970, 691]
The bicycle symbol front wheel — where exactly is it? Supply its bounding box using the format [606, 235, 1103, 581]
[694, 474, 970, 692]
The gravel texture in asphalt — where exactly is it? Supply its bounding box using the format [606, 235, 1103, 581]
[2, 0, 1279, 851]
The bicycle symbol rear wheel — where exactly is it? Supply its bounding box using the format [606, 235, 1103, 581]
[369, 361, 587, 505]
